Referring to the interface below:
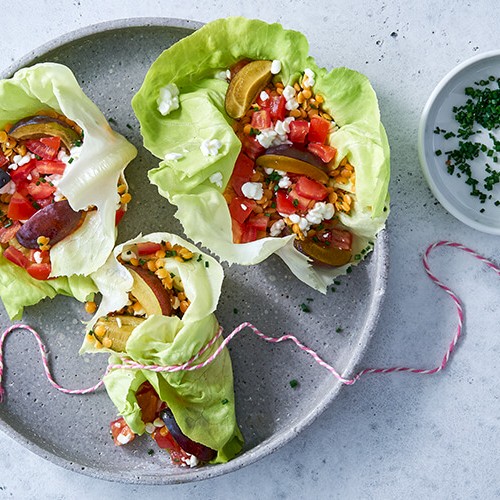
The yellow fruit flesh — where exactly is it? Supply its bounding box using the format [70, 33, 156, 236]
[256, 154, 330, 184]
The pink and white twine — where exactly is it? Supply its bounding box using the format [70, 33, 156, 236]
[0, 240, 498, 401]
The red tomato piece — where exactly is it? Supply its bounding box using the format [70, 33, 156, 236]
[40, 136, 61, 152]
[0, 152, 8, 169]
[36, 159, 66, 175]
[229, 197, 256, 224]
[269, 95, 286, 121]
[328, 228, 353, 251]
[307, 142, 337, 163]
[288, 187, 312, 211]
[308, 116, 331, 144]
[231, 218, 244, 244]
[9, 159, 37, 186]
[231, 152, 255, 196]
[136, 242, 162, 256]
[115, 207, 126, 226]
[27, 181, 56, 200]
[250, 109, 271, 130]
[3, 246, 30, 269]
[110, 417, 136, 447]
[239, 134, 265, 160]
[275, 189, 297, 215]
[246, 214, 268, 231]
[7, 192, 37, 220]
[288, 120, 310, 144]
[151, 427, 192, 466]
[0, 221, 21, 244]
[241, 224, 257, 243]
[135, 381, 162, 424]
[295, 176, 328, 200]
[25, 139, 58, 160]
[26, 262, 51, 280]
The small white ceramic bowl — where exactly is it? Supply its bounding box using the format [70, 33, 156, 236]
[419, 50, 500, 235]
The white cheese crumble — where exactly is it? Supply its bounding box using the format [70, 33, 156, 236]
[200, 138, 222, 156]
[116, 432, 134, 445]
[259, 90, 270, 101]
[157, 83, 180, 116]
[121, 249, 137, 262]
[256, 128, 277, 148]
[0, 181, 15, 195]
[270, 219, 286, 237]
[278, 175, 292, 189]
[115, 317, 123, 329]
[215, 70, 228, 80]
[271, 60, 282, 74]
[285, 98, 299, 111]
[153, 418, 164, 428]
[241, 182, 264, 200]
[302, 68, 316, 88]
[33, 251, 43, 264]
[209, 171, 223, 188]
[145, 423, 155, 434]
[274, 117, 295, 136]
[283, 85, 296, 101]
[165, 152, 183, 161]
[306, 202, 335, 225]
[240, 203, 248, 211]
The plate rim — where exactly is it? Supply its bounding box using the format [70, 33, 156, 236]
[418, 49, 500, 235]
[0, 17, 389, 484]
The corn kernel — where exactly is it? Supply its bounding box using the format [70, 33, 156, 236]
[117, 184, 127, 194]
[120, 193, 132, 204]
[155, 268, 170, 279]
[94, 324, 107, 336]
[85, 301, 97, 314]
[129, 257, 139, 266]
[179, 300, 190, 314]
[102, 337, 113, 349]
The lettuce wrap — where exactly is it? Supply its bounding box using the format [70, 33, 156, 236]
[132, 17, 390, 292]
[0, 63, 137, 319]
[81, 233, 243, 464]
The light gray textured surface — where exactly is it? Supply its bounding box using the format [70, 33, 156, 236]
[0, 1, 499, 499]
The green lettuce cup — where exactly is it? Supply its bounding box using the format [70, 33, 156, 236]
[0, 62, 137, 319]
[132, 17, 390, 292]
[81, 233, 243, 464]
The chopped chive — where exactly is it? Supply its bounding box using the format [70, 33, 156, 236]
[299, 303, 311, 313]
[289, 379, 298, 389]
[205, 261, 209, 268]
[221, 398, 229, 405]
[233, 308, 238, 314]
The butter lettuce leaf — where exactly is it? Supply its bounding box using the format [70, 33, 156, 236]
[132, 17, 390, 292]
[82, 233, 242, 463]
[0, 62, 136, 318]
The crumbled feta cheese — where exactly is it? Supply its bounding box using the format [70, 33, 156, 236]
[185, 454, 199, 468]
[302, 68, 316, 88]
[276, 170, 286, 176]
[145, 423, 155, 434]
[256, 128, 277, 148]
[259, 90, 270, 101]
[240, 203, 248, 211]
[116, 432, 134, 445]
[121, 249, 137, 262]
[165, 152, 183, 161]
[171, 296, 180, 310]
[134, 306, 146, 317]
[200, 138, 222, 156]
[289, 214, 301, 224]
[274, 117, 295, 136]
[271, 60, 282, 74]
[270, 219, 286, 237]
[0, 181, 15, 195]
[278, 175, 292, 189]
[298, 217, 309, 231]
[153, 418, 164, 428]
[306, 202, 335, 225]
[33, 251, 43, 264]
[285, 98, 299, 111]
[264, 167, 275, 175]
[57, 149, 69, 162]
[116, 317, 123, 329]
[157, 83, 180, 116]
[7, 163, 18, 171]
[215, 70, 228, 80]
[209, 171, 224, 188]
[241, 182, 264, 200]
[283, 85, 296, 101]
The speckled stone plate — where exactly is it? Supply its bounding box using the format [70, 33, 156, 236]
[0, 18, 388, 484]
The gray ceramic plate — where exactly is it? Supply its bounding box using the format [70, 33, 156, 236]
[0, 18, 388, 484]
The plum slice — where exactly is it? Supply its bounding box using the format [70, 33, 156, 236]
[15, 200, 84, 249]
[256, 144, 330, 183]
[9, 115, 81, 149]
[160, 408, 217, 462]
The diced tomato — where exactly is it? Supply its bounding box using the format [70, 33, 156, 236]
[295, 176, 328, 201]
[28, 249, 50, 263]
[288, 120, 310, 144]
[110, 417, 136, 447]
[231, 152, 255, 196]
[247, 214, 268, 231]
[231, 218, 244, 244]
[40, 136, 61, 152]
[0, 152, 8, 169]
[151, 427, 191, 466]
[9, 159, 37, 186]
[229, 58, 251, 79]
[275, 189, 297, 215]
[250, 109, 271, 130]
[3, 246, 30, 269]
[241, 224, 258, 243]
[229, 197, 256, 224]
[0, 221, 21, 244]
[328, 228, 353, 251]
[25, 139, 58, 160]
[26, 262, 51, 280]
[36, 159, 66, 175]
[36, 196, 53, 208]
[136, 381, 162, 424]
[7, 192, 37, 220]
[27, 181, 56, 200]
[288, 187, 312, 211]
[115, 207, 126, 226]
[269, 95, 287, 121]
[239, 134, 265, 160]
[307, 142, 337, 163]
[137, 242, 162, 256]
[308, 116, 331, 144]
